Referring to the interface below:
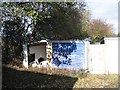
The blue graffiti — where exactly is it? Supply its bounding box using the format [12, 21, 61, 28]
[52, 41, 85, 69]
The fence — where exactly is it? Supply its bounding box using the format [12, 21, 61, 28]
[87, 37, 118, 74]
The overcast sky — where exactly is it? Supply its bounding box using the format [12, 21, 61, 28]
[85, 0, 119, 34]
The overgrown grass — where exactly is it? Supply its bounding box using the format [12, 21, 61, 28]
[2, 65, 77, 89]
[74, 74, 119, 88]
[2, 64, 119, 89]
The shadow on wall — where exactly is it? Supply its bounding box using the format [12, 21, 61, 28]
[2, 66, 78, 89]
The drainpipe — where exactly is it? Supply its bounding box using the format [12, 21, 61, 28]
[23, 44, 28, 69]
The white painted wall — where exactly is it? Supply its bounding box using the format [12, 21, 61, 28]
[104, 37, 118, 74]
[29, 45, 46, 60]
[23, 44, 28, 69]
[89, 44, 107, 74]
[88, 37, 118, 74]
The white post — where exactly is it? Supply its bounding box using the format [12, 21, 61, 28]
[23, 44, 28, 69]
[84, 41, 90, 70]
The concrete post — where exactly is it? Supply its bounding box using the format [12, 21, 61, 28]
[23, 44, 28, 69]
[84, 41, 89, 70]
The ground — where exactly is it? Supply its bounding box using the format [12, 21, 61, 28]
[2, 64, 119, 89]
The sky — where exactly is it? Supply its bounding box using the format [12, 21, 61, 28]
[85, 0, 119, 34]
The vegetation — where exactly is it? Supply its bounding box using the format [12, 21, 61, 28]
[81, 10, 116, 43]
[1, 1, 116, 62]
[2, 2, 87, 63]
[89, 19, 115, 43]
[2, 2, 87, 40]
[2, 65, 119, 89]
[83, 18, 115, 43]
[118, 33, 120, 37]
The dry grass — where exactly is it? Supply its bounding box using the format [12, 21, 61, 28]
[74, 74, 119, 88]
[2, 64, 119, 89]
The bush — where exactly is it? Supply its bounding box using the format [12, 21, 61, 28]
[76, 68, 89, 78]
